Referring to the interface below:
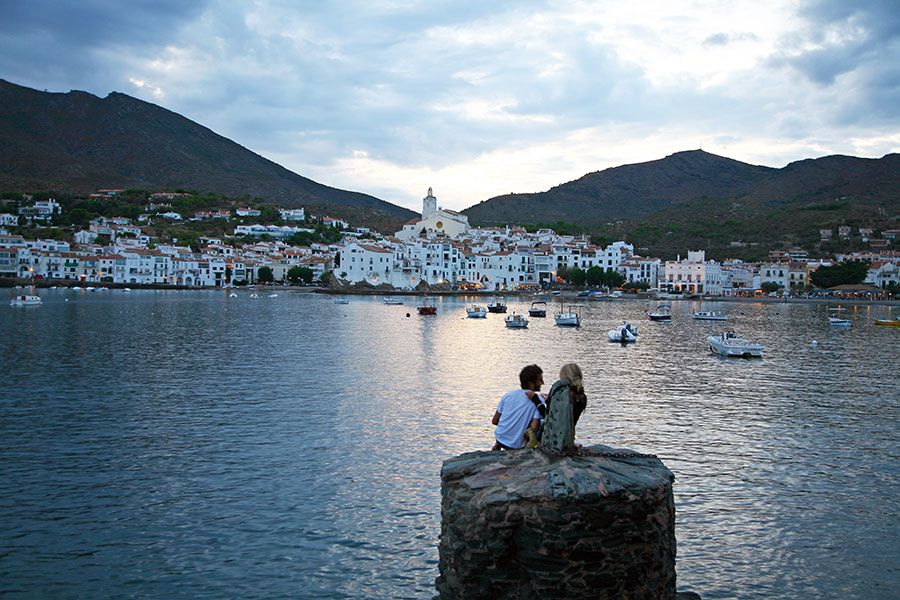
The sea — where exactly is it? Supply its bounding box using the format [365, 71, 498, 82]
[2, 289, 898, 599]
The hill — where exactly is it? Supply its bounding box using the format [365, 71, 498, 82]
[462, 150, 899, 225]
[0, 79, 415, 229]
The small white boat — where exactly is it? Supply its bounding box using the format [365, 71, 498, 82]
[505, 312, 529, 328]
[249, 293, 259, 298]
[608, 321, 638, 343]
[466, 304, 487, 318]
[122, 288, 132, 292]
[333, 298, 349, 304]
[10, 294, 42, 306]
[229, 293, 238, 298]
[693, 311, 727, 321]
[383, 296, 403, 305]
[528, 301, 547, 317]
[554, 304, 581, 327]
[268, 293, 278, 298]
[707, 332, 764, 358]
[828, 317, 851, 327]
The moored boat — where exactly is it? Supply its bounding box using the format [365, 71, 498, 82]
[707, 332, 764, 358]
[608, 321, 638, 343]
[417, 297, 437, 315]
[10, 294, 42, 306]
[466, 304, 487, 318]
[333, 298, 349, 304]
[554, 304, 581, 327]
[383, 296, 404, 305]
[528, 301, 547, 317]
[646, 304, 672, 321]
[874, 318, 900, 327]
[828, 316, 851, 327]
[693, 311, 727, 321]
[504, 312, 529, 328]
[487, 297, 507, 313]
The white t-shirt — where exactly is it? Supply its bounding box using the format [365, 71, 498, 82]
[494, 389, 541, 449]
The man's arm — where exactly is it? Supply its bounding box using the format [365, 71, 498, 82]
[492, 411, 501, 426]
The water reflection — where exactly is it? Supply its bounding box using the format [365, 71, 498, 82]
[1, 290, 898, 598]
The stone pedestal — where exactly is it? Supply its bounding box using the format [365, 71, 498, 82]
[436, 445, 676, 600]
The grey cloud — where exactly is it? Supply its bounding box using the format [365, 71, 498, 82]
[703, 32, 759, 46]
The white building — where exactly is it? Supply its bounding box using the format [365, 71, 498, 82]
[0, 213, 18, 227]
[395, 188, 470, 241]
[280, 208, 306, 222]
[662, 250, 723, 295]
[337, 242, 395, 285]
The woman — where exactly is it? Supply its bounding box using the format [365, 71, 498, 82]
[539, 363, 588, 453]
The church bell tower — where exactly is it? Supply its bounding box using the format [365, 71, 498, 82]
[423, 187, 437, 218]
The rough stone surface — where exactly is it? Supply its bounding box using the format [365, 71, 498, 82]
[436, 444, 676, 600]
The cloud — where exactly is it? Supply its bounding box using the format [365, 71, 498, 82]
[0, 0, 897, 212]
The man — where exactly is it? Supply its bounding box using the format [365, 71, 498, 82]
[491, 364, 544, 450]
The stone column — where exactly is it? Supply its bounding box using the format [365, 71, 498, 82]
[436, 445, 676, 600]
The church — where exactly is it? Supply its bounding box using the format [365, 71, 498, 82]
[395, 187, 470, 241]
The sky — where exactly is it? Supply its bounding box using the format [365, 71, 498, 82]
[1, 0, 898, 212]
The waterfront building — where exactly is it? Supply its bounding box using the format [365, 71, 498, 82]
[662, 251, 723, 295]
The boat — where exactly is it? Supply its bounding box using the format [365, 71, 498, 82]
[249, 293, 259, 298]
[268, 293, 278, 298]
[417, 297, 437, 315]
[551, 290, 562, 296]
[874, 319, 900, 327]
[10, 294, 42, 306]
[554, 304, 581, 327]
[333, 298, 349, 304]
[707, 332, 764, 358]
[383, 296, 404, 305]
[828, 317, 851, 327]
[122, 288, 132, 292]
[646, 304, 672, 321]
[228, 293, 238, 298]
[608, 321, 638, 343]
[528, 301, 547, 317]
[505, 312, 529, 328]
[466, 304, 487, 318]
[487, 297, 507, 313]
[693, 311, 727, 321]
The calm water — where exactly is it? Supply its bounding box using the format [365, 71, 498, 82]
[2, 289, 898, 599]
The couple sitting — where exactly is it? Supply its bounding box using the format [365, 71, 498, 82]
[491, 363, 587, 453]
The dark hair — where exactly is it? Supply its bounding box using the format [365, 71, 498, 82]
[519, 364, 543, 389]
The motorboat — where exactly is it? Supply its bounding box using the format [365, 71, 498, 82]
[528, 301, 547, 317]
[417, 297, 437, 315]
[646, 304, 672, 321]
[693, 311, 727, 321]
[828, 316, 851, 327]
[554, 304, 581, 327]
[466, 304, 487, 318]
[608, 321, 638, 343]
[505, 312, 529, 328]
[487, 297, 507, 313]
[122, 288, 132, 292]
[268, 293, 278, 298]
[10, 294, 42, 306]
[707, 332, 764, 358]
[228, 292, 238, 298]
[333, 298, 349, 304]
[383, 296, 404, 305]
[249, 293, 259, 298]
[874, 318, 900, 327]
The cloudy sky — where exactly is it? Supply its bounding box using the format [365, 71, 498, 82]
[1, 0, 898, 212]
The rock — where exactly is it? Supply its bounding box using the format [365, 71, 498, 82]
[436, 444, 677, 599]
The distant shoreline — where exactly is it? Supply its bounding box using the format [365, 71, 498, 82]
[4, 278, 896, 306]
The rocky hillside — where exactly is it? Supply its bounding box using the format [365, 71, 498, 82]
[462, 150, 900, 226]
[0, 79, 415, 226]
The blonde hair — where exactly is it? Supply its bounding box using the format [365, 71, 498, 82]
[559, 363, 583, 390]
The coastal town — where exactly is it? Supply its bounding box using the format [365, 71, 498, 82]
[2, 187, 898, 295]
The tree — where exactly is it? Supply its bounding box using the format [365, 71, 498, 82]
[257, 266, 274, 284]
[287, 266, 314, 285]
[556, 264, 570, 283]
[585, 266, 604, 287]
[601, 269, 625, 288]
[570, 268, 587, 286]
[809, 260, 870, 288]
[760, 281, 782, 294]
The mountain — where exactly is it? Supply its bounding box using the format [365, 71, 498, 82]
[461, 150, 900, 226]
[0, 79, 415, 227]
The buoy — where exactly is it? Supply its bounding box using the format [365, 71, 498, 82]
[810, 340, 818, 346]
[406, 312, 411, 317]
